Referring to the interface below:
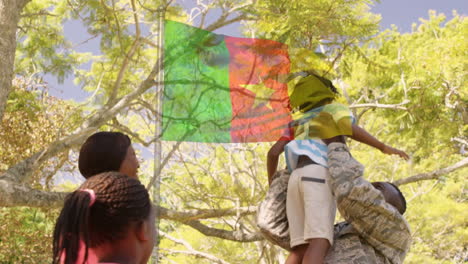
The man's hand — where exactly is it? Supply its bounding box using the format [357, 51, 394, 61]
[322, 135, 346, 145]
[382, 145, 410, 160]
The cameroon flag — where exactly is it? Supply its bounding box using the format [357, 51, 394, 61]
[162, 20, 292, 143]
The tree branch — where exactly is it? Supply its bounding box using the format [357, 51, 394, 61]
[349, 100, 410, 111]
[146, 140, 183, 190]
[1, 127, 96, 183]
[0, 178, 67, 208]
[394, 157, 468, 186]
[205, 13, 252, 32]
[0, 176, 262, 243]
[20, 10, 58, 17]
[160, 231, 231, 264]
[1, 43, 161, 183]
[106, 0, 142, 105]
[163, 249, 231, 264]
[183, 219, 263, 242]
[0, 177, 257, 222]
[451, 137, 468, 146]
[109, 118, 155, 147]
[159, 206, 257, 221]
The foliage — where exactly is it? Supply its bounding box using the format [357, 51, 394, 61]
[0, 0, 466, 263]
[339, 11, 467, 263]
[0, 77, 81, 262]
[158, 142, 286, 264]
[0, 207, 58, 263]
[247, 0, 380, 73]
[16, 0, 85, 83]
[158, 10, 468, 264]
[340, 11, 466, 156]
[404, 175, 467, 264]
[0, 77, 80, 187]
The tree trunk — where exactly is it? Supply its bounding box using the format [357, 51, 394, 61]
[0, 0, 30, 124]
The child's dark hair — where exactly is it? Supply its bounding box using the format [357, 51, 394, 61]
[79, 132, 131, 178]
[52, 171, 151, 264]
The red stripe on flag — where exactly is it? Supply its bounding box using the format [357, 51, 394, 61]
[225, 36, 292, 142]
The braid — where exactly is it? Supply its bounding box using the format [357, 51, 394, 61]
[52, 190, 93, 264]
[53, 171, 151, 263]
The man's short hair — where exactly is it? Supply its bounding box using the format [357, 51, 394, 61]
[389, 183, 407, 214]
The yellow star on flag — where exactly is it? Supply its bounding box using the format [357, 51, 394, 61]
[240, 77, 275, 109]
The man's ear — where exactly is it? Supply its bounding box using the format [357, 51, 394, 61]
[135, 220, 150, 242]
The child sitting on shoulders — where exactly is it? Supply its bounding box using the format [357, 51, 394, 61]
[267, 71, 408, 264]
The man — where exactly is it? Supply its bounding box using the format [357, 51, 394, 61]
[265, 73, 409, 264]
[302, 136, 411, 263]
[259, 135, 411, 263]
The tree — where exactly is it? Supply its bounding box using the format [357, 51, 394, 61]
[0, 0, 466, 262]
[0, 0, 31, 124]
[0, 0, 270, 261]
[337, 11, 467, 263]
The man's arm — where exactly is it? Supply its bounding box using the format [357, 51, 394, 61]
[325, 140, 411, 262]
[267, 138, 290, 185]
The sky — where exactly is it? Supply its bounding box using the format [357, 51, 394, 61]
[44, 0, 467, 101]
[372, 0, 465, 32]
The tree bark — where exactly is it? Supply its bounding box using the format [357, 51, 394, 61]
[0, 178, 261, 242]
[0, 178, 68, 207]
[394, 157, 468, 186]
[0, 0, 30, 124]
[183, 219, 263, 242]
[161, 231, 232, 264]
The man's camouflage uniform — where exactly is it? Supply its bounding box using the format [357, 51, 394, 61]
[324, 143, 411, 264]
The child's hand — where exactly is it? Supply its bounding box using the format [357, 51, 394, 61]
[382, 145, 409, 160]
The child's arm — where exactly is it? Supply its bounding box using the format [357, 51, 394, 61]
[350, 124, 409, 160]
[267, 137, 290, 185]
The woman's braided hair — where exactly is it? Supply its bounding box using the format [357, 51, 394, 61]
[52, 171, 151, 264]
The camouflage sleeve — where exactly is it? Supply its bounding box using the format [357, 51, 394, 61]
[327, 143, 411, 262]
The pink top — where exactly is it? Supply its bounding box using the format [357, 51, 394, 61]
[60, 239, 98, 264]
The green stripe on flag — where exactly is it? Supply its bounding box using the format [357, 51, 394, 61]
[162, 20, 232, 142]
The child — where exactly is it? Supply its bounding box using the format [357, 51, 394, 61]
[53, 171, 156, 264]
[267, 72, 408, 264]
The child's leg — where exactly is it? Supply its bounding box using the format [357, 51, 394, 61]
[300, 164, 336, 264]
[285, 244, 307, 264]
[286, 168, 307, 263]
[302, 238, 330, 264]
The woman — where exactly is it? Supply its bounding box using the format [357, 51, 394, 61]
[79, 131, 140, 179]
[53, 171, 155, 264]
[63, 131, 142, 263]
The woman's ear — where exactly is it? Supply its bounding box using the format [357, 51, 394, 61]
[135, 220, 150, 242]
